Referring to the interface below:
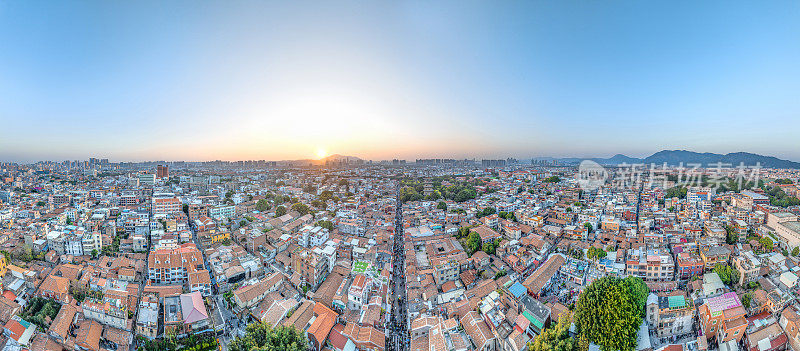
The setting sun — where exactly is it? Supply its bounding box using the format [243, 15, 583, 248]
[315, 148, 327, 159]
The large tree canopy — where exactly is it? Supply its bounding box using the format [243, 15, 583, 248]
[290, 202, 310, 215]
[228, 322, 308, 351]
[586, 246, 607, 261]
[530, 312, 580, 351]
[713, 263, 740, 286]
[574, 276, 648, 351]
[256, 199, 271, 212]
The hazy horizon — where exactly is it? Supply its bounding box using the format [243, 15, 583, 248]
[2, 1, 800, 162]
[5, 149, 800, 164]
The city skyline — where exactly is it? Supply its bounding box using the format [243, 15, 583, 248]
[7, 149, 800, 165]
[2, 1, 800, 162]
[5, 2, 800, 351]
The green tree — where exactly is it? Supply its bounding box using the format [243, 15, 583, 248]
[746, 281, 761, 290]
[399, 186, 423, 203]
[437, 201, 447, 211]
[574, 276, 648, 351]
[455, 226, 471, 239]
[256, 199, 271, 212]
[498, 211, 517, 221]
[466, 231, 482, 256]
[765, 186, 800, 207]
[793, 247, 800, 257]
[530, 312, 577, 351]
[741, 292, 752, 309]
[290, 203, 310, 215]
[318, 190, 334, 202]
[665, 186, 688, 199]
[453, 188, 477, 202]
[483, 240, 497, 255]
[316, 220, 334, 231]
[476, 207, 496, 218]
[724, 225, 738, 245]
[713, 264, 740, 286]
[228, 322, 309, 351]
[275, 206, 287, 217]
[20, 297, 62, 330]
[584, 222, 593, 234]
[543, 176, 561, 183]
[759, 236, 774, 251]
[587, 247, 607, 261]
[13, 245, 34, 262]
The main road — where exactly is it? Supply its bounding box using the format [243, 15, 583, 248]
[387, 183, 409, 351]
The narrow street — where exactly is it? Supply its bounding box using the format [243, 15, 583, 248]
[387, 183, 408, 351]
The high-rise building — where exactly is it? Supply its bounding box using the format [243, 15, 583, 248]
[157, 165, 169, 179]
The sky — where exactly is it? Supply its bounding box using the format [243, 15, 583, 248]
[1, 1, 800, 162]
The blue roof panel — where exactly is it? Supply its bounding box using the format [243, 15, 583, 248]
[509, 281, 527, 298]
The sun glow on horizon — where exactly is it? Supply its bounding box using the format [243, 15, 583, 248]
[315, 148, 328, 159]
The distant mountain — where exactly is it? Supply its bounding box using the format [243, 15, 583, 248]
[643, 150, 800, 169]
[597, 154, 643, 165]
[540, 150, 800, 168]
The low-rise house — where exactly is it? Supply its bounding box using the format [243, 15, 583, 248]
[676, 252, 704, 280]
[308, 302, 338, 351]
[74, 319, 102, 351]
[0, 297, 21, 325]
[734, 251, 763, 287]
[745, 318, 787, 351]
[233, 272, 286, 311]
[48, 303, 77, 343]
[779, 305, 800, 351]
[700, 245, 732, 271]
[180, 292, 210, 333]
[699, 292, 747, 343]
[461, 311, 496, 351]
[3, 316, 36, 347]
[136, 295, 158, 339]
[473, 225, 502, 245]
[523, 254, 566, 297]
[626, 248, 675, 282]
[646, 293, 694, 342]
[340, 323, 386, 351]
[36, 275, 71, 304]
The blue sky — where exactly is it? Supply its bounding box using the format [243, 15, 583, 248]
[1, 1, 799, 162]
